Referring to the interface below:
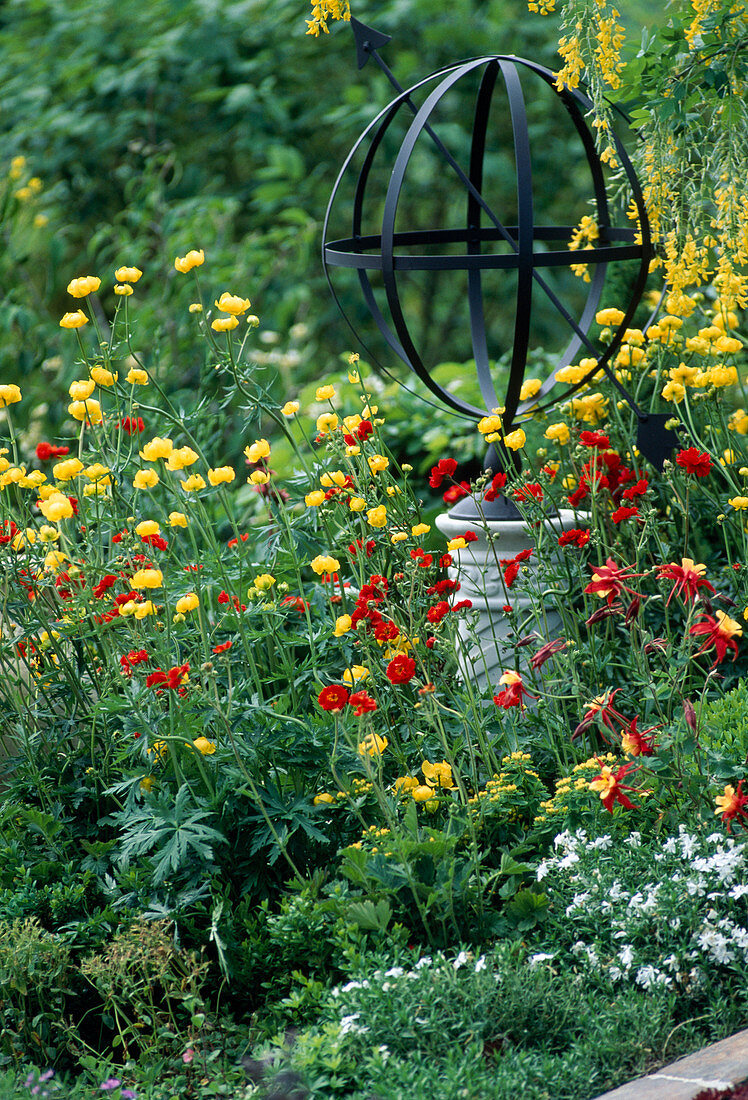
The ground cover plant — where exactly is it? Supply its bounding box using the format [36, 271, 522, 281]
[2, 0, 748, 1097]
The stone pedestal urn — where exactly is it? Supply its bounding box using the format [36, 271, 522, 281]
[435, 505, 581, 694]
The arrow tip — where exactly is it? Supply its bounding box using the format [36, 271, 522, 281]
[350, 16, 392, 69]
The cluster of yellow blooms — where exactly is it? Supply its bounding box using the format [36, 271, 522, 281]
[305, 0, 350, 36]
[535, 753, 619, 823]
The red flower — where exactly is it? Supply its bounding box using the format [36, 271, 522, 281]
[212, 640, 233, 653]
[611, 505, 639, 524]
[426, 578, 459, 597]
[228, 533, 250, 548]
[579, 430, 611, 449]
[218, 590, 230, 604]
[558, 528, 590, 548]
[501, 548, 533, 588]
[348, 538, 376, 558]
[92, 574, 118, 599]
[281, 595, 309, 613]
[622, 478, 649, 501]
[676, 447, 712, 477]
[142, 534, 168, 551]
[584, 557, 641, 606]
[439, 553, 452, 568]
[513, 482, 543, 504]
[450, 598, 473, 612]
[146, 663, 190, 690]
[122, 416, 145, 435]
[386, 654, 416, 684]
[349, 690, 377, 716]
[443, 481, 471, 504]
[318, 684, 350, 712]
[36, 442, 70, 461]
[530, 637, 567, 671]
[573, 688, 627, 739]
[429, 458, 458, 489]
[656, 558, 714, 605]
[427, 600, 450, 624]
[620, 715, 657, 757]
[411, 547, 434, 568]
[484, 471, 508, 503]
[689, 611, 742, 664]
[493, 670, 534, 709]
[589, 761, 639, 812]
[120, 648, 149, 677]
[715, 780, 748, 833]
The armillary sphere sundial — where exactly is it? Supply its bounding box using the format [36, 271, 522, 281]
[323, 19, 679, 517]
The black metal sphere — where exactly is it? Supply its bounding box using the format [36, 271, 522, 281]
[323, 54, 653, 429]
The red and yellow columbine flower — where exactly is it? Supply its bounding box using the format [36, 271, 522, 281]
[584, 557, 641, 607]
[493, 669, 533, 709]
[589, 761, 638, 813]
[714, 781, 748, 833]
[689, 610, 742, 664]
[656, 557, 714, 605]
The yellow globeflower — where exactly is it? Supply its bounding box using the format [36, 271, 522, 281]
[348, 496, 367, 512]
[728, 496, 748, 510]
[334, 614, 352, 636]
[311, 554, 340, 575]
[135, 519, 161, 537]
[166, 446, 199, 470]
[595, 307, 625, 326]
[391, 532, 408, 543]
[174, 250, 205, 273]
[59, 310, 89, 329]
[357, 733, 388, 757]
[316, 412, 339, 434]
[215, 292, 251, 315]
[343, 665, 369, 684]
[544, 422, 570, 444]
[367, 454, 389, 474]
[478, 414, 503, 435]
[67, 276, 101, 298]
[168, 511, 189, 527]
[114, 284, 133, 296]
[52, 457, 84, 481]
[411, 523, 431, 537]
[193, 736, 216, 755]
[504, 428, 526, 451]
[315, 384, 336, 401]
[180, 474, 207, 492]
[249, 470, 269, 485]
[0, 384, 22, 407]
[134, 469, 160, 490]
[207, 466, 235, 486]
[69, 379, 96, 401]
[281, 401, 300, 417]
[411, 784, 434, 803]
[313, 792, 335, 805]
[305, 490, 326, 507]
[519, 378, 542, 401]
[90, 366, 117, 387]
[43, 550, 68, 573]
[175, 592, 199, 613]
[134, 600, 157, 619]
[211, 315, 239, 332]
[253, 573, 276, 592]
[140, 436, 174, 462]
[38, 494, 74, 522]
[244, 439, 271, 463]
[68, 399, 103, 423]
[367, 505, 387, 528]
[115, 266, 143, 283]
[131, 568, 163, 589]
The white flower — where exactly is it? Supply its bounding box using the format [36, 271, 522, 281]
[558, 852, 581, 870]
[618, 945, 634, 968]
[536, 858, 555, 881]
[340, 1013, 368, 1036]
[384, 967, 404, 979]
[340, 979, 369, 993]
[729, 883, 748, 900]
[474, 956, 487, 972]
[528, 952, 555, 967]
[608, 965, 623, 981]
[453, 950, 470, 970]
[414, 956, 433, 969]
[635, 965, 671, 990]
[587, 835, 612, 850]
[624, 831, 642, 848]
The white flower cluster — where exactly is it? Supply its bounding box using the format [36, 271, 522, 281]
[530, 826, 748, 992]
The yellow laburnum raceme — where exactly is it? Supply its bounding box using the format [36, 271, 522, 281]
[69, 379, 96, 401]
[166, 446, 199, 471]
[52, 457, 84, 481]
[140, 436, 174, 462]
[126, 368, 148, 385]
[135, 520, 160, 537]
[215, 292, 250, 315]
[115, 266, 142, 283]
[60, 311, 88, 329]
[90, 366, 117, 387]
[131, 568, 163, 589]
[0, 384, 21, 407]
[180, 474, 207, 492]
[311, 554, 340, 574]
[174, 250, 204, 273]
[68, 399, 103, 423]
[175, 592, 199, 613]
[207, 466, 235, 486]
[244, 439, 271, 463]
[133, 469, 159, 490]
[168, 511, 189, 527]
[67, 276, 101, 298]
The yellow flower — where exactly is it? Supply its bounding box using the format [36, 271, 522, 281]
[447, 537, 467, 551]
[390, 532, 408, 543]
[411, 523, 431, 537]
[411, 784, 434, 803]
[174, 250, 205, 273]
[281, 401, 300, 417]
[422, 760, 455, 789]
[478, 414, 503, 435]
[344, 665, 369, 684]
[313, 792, 335, 805]
[716, 335, 742, 355]
[595, 307, 625, 326]
[244, 438, 271, 463]
[60, 310, 89, 329]
[504, 428, 526, 451]
[393, 776, 419, 795]
[67, 276, 101, 298]
[519, 378, 542, 401]
[544, 422, 570, 444]
[348, 496, 367, 512]
[140, 436, 174, 462]
[140, 776, 155, 792]
[254, 573, 276, 592]
[135, 519, 161, 537]
[90, 366, 117, 387]
[661, 380, 686, 403]
[69, 379, 96, 401]
[114, 284, 133, 296]
[193, 736, 216, 755]
[215, 292, 251, 315]
[305, 490, 326, 507]
[180, 474, 207, 492]
[311, 554, 340, 574]
[134, 600, 157, 619]
[367, 454, 389, 474]
[38, 525, 60, 543]
[83, 463, 110, 482]
[207, 466, 235, 486]
[126, 368, 149, 385]
[211, 315, 239, 332]
[68, 399, 103, 423]
[38, 494, 74, 522]
[320, 471, 347, 488]
[189, 303, 203, 313]
[316, 412, 339, 434]
[366, 505, 387, 528]
[115, 266, 143, 283]
[168, 511, 189, 527]
[131, 568, 163, 589]
[334, 614, 352, 636]
[52, 457, 84, 481]
[729, 409, 748, 435]
[43, 550, 67, 573]
[315, 384, 336, 401]
[0, 384, 22, 407]
[358, 733, 388, 757]
[728, 496, 748, 510]
[166, 445, 199, 470]
[175, 592, 199, 614]
[249, 470, 270, 485]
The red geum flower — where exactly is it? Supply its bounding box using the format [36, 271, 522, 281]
[484, 470, 508, 503]
[386, 654, 416, 684]
[146, 663, 190, 690]
[714, 780, 748, 833]
[611, 505, 639, 524]
[212, 640, 233, 653]
[620, 715, 658, 757]
[281, 595, 309, 613]
[217, 590, 230, 604]
[501, 547, 533, 588]
[579, 430, 611, 449]
[349, 689, 377, 716]
[120, 648, 149, 677]
[589, 760, 639, 813]
[318, 684, 350, 712]
[450, 598, 473, 612]
[348, 538, 376, 558]
[584, 557, 641, 606]
[689, 611, 742, 664]
[92, 574, 118, 599]
[558, 528, 590, 548]
[228, 533, 250, 548]
[443, 481, 471, 504]
[142, 534, 168, 551]
[656, 557, 715, 605]
[426, 578, 460, 597]
[513, 482, 543, 504]
[493, 670, 534, 709]
[622, 478, 649, 501]
[427, 600, 450, 624]
[676, 447, 712, 477]
[429, 458, 458, 489]
[411, 547, 434, 568]
[36, 442, 70, 461]
[122, 416, 145, 435]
